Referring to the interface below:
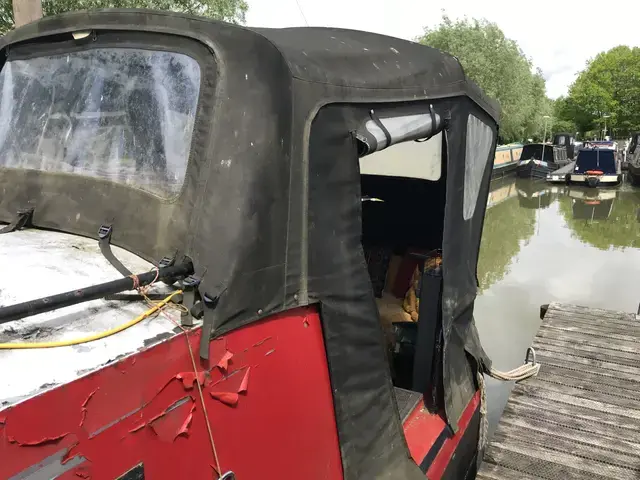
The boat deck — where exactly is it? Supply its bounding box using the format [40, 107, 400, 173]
[546, 160, 576, 182]
[477, 302, 640, 480]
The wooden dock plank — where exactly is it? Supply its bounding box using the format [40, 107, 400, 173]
[478, 302, 640, 479]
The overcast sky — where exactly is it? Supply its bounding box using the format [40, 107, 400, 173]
[246, 0, 640, 99]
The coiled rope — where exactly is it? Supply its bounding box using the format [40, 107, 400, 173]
[477, 347, 539, 462]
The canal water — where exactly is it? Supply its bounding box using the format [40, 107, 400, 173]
[476, 176, 640, 436]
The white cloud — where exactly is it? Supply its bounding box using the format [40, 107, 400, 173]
[246, 0, 640, 98]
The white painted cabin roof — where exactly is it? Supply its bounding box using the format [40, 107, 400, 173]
[0, 229, 190, 411]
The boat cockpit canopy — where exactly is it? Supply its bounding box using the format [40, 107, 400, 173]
[0, 11, 500, 480]
[575, 148, 617, 174]
[521, 143, 563, 162]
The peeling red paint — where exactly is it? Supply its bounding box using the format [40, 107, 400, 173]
[253, 336, 272, 347]
[176, 371, 205, 390]
[128, 423, 145, 433]
[176, 404, 196, 439]
[209, 391, 239, 407]
[303, 319, 310, 328]
[0, 308, 345, 480]
[216, 351, 233, 372]
[209, 366, 250, 407]
[149, 397, 195, 442]
[238, 367, 250, 394]
[62, 442, 81, 464]
[0, 416, 6, 425]
[265, 349, 275, 356]
[8, 432, 69, 446]
[79, 388, 99, 428]
[73, 465, 92, 478]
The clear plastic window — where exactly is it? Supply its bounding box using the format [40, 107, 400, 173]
[359, 132, 442, 181]
[463, 115, 493, 220]
[0, 48, 201, 198]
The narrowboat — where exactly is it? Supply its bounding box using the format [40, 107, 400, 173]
[569, 148, 621, 187]
[553, 132, 577, 159]
[0, 10, 502, 480]
[491, 143, 523, 179]
[626, 132, 640, 185]
[516, 143, 569, 179]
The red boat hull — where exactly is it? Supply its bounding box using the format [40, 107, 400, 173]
[0, 306, 479, 479]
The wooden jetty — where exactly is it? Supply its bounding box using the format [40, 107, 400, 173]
[477, 302, 640, 480]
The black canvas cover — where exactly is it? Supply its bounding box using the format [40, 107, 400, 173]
[576, 149, 617, 174]
[521, 143, 557, 162]
[0, 10, 499, 479]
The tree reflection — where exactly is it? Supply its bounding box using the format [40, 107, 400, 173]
[558, 188, 640, 250]
[478, 179, 536, 292]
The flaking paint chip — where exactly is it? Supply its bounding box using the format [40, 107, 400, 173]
[216, 351, 233, 372]
[176, 371, 206, 389]
[238, 367, 250, 394]
[209, 391, 239, 407]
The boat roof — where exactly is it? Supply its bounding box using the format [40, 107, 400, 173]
[0, 229, 186, 411]
[0, 9, 499, 120]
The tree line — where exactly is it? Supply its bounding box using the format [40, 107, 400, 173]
[555, 46, 640, 139]
[418, 15, 552, 144]
[0, 0, 248, 34]
[419, 15, 640, 142]
[2, 6, 634, 140]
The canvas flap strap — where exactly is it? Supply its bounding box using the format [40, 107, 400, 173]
[98, 223, 133, 277]
[0, 207, 34, 235]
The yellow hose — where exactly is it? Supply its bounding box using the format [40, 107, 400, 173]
[0, 290, 183, 350]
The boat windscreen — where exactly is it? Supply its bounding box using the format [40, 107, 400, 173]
[520, 144, 553, 161]
[0, 48, 201, 198]
[575, 149, 616, 174]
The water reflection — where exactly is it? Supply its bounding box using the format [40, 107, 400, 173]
[478, 179, 534, 292]
[515, 179, 553, 210]
[476, 177, 640, 437]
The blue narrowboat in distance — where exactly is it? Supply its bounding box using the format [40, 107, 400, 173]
[569, 148, 621, 187]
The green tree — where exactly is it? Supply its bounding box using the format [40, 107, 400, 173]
[563, 46, 640, 138]
[418, 15, 550, 143]
[0, 0, 248, 34]
[552, 97, 579, 136]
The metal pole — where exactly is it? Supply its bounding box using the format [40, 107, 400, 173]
[12, 0, 43, 28]
[541, 117, 548, 163]
[0, 261, 194, 325]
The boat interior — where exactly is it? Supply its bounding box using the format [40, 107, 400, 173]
[359, 135, 447, 418]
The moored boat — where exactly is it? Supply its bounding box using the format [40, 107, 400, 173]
[0, 11, 504, 480]
[569, 147, 621, 187]
[626, 132, 640, 185]
[553, 132, 577, 159]
[516, 143, 569, 179]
